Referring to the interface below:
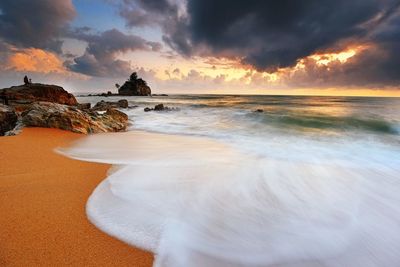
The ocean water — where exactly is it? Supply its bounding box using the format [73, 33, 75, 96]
[62, 95, 400, 266]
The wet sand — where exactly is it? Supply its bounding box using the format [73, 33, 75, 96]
[0, 128, 153, 266]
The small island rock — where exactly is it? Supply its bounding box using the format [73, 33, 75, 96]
[118, 72, 151, 96]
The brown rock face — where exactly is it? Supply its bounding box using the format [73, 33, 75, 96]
[22, 102, 128, 134]
[0, 84, 78, 105]
[92, 99, 129, 111]
[0, 104, 18, 136]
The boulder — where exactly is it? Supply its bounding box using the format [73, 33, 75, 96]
[92, 99, 129, 111]
[144, 103, 180, 112]
[154, 103, 165, 111]
[118, 79, 151, 96]
[0, 83, 77, 105]
[0, 104, 18, 136]
[117, 99, 129, 108]
[22, 102, 128, 134]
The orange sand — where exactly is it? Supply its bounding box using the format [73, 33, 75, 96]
[0, 128, 153, 266]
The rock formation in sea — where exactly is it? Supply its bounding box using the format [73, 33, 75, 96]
[118, 72, 151, 96]
[144, 103, 180, 112]
[0, 81, 129, 135]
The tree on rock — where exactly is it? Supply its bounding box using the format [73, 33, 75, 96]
[129, 72, 138, 82]
[118, 72, 151, 96]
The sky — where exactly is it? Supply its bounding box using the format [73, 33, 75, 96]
[0, 0, 400, 96]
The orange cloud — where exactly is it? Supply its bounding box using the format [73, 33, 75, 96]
[307, 45, 369, 66]
[6, 48, 67, 74]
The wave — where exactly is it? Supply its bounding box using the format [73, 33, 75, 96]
[59, 131, 400, 267]
[249, 112, 398, 134]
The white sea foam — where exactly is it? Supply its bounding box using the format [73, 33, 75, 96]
[59, 130, 400, 267]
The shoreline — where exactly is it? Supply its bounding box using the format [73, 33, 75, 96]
[0, 128, 153, 266]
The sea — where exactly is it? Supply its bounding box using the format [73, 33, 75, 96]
[62, 94, 400, 266]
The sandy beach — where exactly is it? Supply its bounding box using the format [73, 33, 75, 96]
[0, 128, 153, 266]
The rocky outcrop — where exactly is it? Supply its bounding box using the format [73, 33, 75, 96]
[0, 83, 77, 105]
[0, 104, 18, 136]
[118, 80, 151, 96]
[22, 102, 128, 134]
[92, 99, 128, 111]
[144, 103, 180, 112]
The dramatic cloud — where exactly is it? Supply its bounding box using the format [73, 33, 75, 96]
[119, 0, 400, 88]
[66, 28, 162, 77]
[119, 0, 192, 55]
[0, 0, 75, 52]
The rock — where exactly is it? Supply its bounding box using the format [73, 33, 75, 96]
[117, 99, 129, 108]
[154, 103, 165, 111]
[0, 104, 18, 136]
[22, 102, 128, 134]
[104, 109, 128, 129]
[0, 83, 77, 105]
[8, 99, 34, 113]
[77, 103, 91, 110]
[118, 72, 151, 96]
[92, 99, 129, 111]
[144, 103, 180, 112]
[254, 109, 264, 113]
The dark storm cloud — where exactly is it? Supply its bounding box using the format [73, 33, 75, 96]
[0, 0, 75, 53]
[120, 0, 400, 87]
[119, 0, 193, 55]
[119, 0, 177, 27]
[66, 28, 162, 77]
[186, 0, 395, 70]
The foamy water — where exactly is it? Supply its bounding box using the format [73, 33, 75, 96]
[61, 95, 400, 266]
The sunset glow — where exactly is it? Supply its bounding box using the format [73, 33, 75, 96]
[7, 48, 66, 74]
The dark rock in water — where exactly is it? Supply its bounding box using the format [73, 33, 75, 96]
[144, 103, 180, 112]
[22, 102, 128, 134]
[92, 99, 129, 111]
[0, 104, 18, 136]
[154, 103, 165, 111]
[77, 103, 91, 110]
[254, 109, 264, 113]
[99, 91, 116, 97]
[0, 83, 77, 105]
[119, 80, 151, 96]
[118, 72, 151, 96]
[117, 99, 129, 108]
